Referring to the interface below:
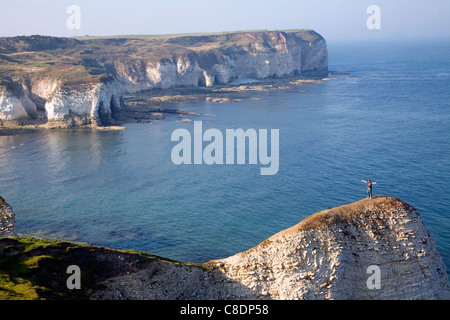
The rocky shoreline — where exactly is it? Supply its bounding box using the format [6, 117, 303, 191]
[0, 74, 330, 135]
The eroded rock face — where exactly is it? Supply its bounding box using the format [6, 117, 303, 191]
[0, 196, 16, 237]
[44, 78, 122, 127]
[0, 195, 448, 299]
[214, 197, 450, 299]
[0, 30, 328, 127]
[0, 79, 37, 124]
[91, 197, 450, 300]
[111, 31, 328, 92]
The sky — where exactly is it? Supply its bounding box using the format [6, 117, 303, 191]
[1, 0, 450, 43]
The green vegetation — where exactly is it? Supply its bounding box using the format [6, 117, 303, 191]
[0, 237, 66, 299]
[74, 29, 272, 40]
[0, 274, 41, 300]
[0, 236, 197, 300]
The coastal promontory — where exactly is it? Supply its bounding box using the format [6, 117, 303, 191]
[0, 30, 328, 129]
[1, 196, 449, 300]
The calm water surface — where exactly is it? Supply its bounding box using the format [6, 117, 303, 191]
[1, 41, 449, 274]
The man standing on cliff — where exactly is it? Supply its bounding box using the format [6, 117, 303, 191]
[361, 179, 377, 199]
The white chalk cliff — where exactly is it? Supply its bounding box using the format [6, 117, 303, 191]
[0, 80, 37, 123]
[90, 197, 450, 300]
[0, 30, 328, 127]
[111, 31, 328, 92]
[1, 196, 449, 299]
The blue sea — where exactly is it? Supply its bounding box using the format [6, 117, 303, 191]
[1, 40, 449, 275]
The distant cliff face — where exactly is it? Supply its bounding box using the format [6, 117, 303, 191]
[44, 78, 122, 127]
[0, 30, 328, 127]
[91, 197, 450, 300]
[0, 75, 123, 128]
[110, 31, 328, 93]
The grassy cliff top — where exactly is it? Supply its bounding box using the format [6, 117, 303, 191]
[0, 29, 324, 86]
[0, 236, 197, 300]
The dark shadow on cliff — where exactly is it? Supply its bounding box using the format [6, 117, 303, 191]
[0, 237, 262, 300]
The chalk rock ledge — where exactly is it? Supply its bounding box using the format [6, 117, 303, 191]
[92, 196, 450, 300]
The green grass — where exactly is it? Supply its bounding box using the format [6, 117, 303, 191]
[13, 237, 80, 253]
[74, 29, 318, 41]
[0, 274, 41, 300]
[74, 29, 272, 40]
[0, 236, 204, 300]
[0, 237, 87, 300]
[0, 237, 65, 300]
[282, 29, 312, 33]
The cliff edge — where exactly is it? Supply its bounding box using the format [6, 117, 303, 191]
[0, 196, 16, 237]
[1, 196, 449, 300]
